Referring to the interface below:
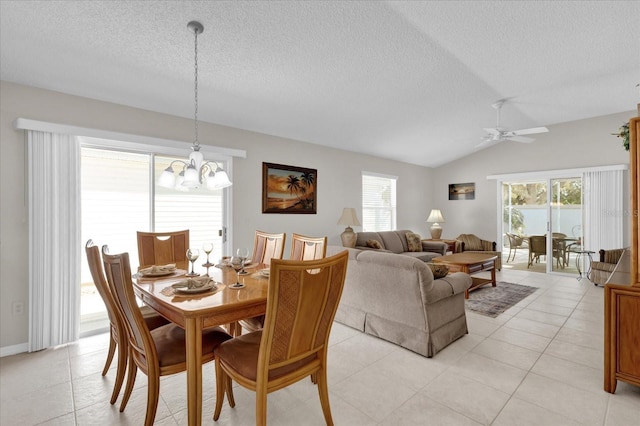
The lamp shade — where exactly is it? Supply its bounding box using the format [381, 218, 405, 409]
[426, 209, 445, 223]
[337, 208, 361, 226]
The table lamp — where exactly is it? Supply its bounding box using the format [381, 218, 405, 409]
[337, 207, 361, 248]
[426, 209, 445, 240]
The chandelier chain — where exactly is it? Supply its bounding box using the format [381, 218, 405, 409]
[193, 27, 199, 149]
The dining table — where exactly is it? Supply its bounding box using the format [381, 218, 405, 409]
[133, 261, 268, 426]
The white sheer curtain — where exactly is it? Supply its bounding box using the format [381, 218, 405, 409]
[583, 169, 624, 253]
[28, 130, 81, 351]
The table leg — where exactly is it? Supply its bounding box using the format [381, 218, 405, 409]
[185, 318, 203, 426]
[491, 262, 496, 287]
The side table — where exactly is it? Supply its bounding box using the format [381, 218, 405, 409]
[423, 238, 457, 254]
[574, 250, 595, 282]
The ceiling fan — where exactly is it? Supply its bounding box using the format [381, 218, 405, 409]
[478, 100, 548, 147]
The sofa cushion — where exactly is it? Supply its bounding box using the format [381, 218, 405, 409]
[406, 232, 422, 252]
[427, 263, 449, 279]
[402, 251, 441, 262]
[366, 239, 383, 249]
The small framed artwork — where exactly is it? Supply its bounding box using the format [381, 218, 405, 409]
[262, 162, 317, 214]
[449, 182, 475, 200]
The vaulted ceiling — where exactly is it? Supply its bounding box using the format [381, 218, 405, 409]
[1, 1, 638, 167]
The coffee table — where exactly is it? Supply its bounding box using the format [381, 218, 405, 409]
[433, 253, 498, 299]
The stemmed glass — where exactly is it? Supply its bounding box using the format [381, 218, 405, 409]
[186, 248, 200, 276]
[202, 242, 214, 264]
[230, 256, 244, 287]
[236, 248, 250, 274]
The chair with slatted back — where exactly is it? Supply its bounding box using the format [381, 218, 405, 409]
[136, 229, 189, 268]
[250, 230, 286, 265]
[237, 231, 286, 336]
[213, 250, 349, 426]
[290, 233, 327, 261]
[101, 246, 231, 426]
[84, 240, 168, 405]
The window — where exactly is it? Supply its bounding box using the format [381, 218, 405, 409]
[362, 172, 397, 231]
[80, 145, 227, 335]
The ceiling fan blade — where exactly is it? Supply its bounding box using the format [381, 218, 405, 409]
[476, 139, 495, 148]
[483, 128, 501, 135]
[511, 126, 549, 136]
[506, 135, 535, 143]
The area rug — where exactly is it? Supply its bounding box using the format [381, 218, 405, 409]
[465, 282, 538, 318]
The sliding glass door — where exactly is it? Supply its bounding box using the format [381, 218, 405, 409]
[80, 146, 228, 335]
[502, 176, 582, 274]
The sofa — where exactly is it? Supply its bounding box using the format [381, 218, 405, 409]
[591, 248, 626, 286]
[355, 230, 447, 262]
[326, 245, 472, 357]
[455, 233, 502, 270]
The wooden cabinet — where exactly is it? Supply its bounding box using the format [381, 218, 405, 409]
[604, 116, 640, 393]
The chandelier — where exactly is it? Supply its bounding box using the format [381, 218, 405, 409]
[158, 21, 232, 191]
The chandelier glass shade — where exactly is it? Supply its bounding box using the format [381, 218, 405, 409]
[159, 20, 232, 191]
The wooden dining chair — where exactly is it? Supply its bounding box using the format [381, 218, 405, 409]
[136, 229, 189, 267]
[101, 246, 232, 426]
[213, 250, 349, 426]
[290, 233, 327, 261]
[250, 230, 286, 265]
[84, 240, 168, 405]
[237, 231, 287, 336]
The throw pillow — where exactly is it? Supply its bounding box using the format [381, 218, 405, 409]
[427, 263, 449, 279]
[406, 232, 422, 252]
[366, 239, 382, 249]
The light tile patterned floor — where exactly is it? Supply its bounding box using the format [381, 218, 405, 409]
[1, 267, 639, 425]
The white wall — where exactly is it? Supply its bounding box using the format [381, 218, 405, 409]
[1, 80, 634, 352]
[0, 81, 433, 350]
[432, 111, 633, 244]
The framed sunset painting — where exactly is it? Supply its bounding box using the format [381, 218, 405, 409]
[262, 162, 317, 214]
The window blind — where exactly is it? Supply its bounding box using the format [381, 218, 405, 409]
[362, 172, 397, 232]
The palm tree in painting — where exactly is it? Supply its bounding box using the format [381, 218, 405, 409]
[286, 175, 301, 200]
[300, 172, 314, 191]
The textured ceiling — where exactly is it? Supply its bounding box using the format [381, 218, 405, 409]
[1, 1, 639, 167]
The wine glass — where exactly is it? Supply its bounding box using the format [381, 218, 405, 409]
[230, 256, 244, 286]
[186, 248, 200, 276]
[236, 248, 250, 274]
[202, 243, 214, 266]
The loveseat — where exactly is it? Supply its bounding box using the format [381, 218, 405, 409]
[355, 230, 447, 262]
[326, 245, 472, 357]
[455, 233, 502, 270]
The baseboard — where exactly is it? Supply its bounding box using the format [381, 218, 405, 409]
[0, 342, 28, 358]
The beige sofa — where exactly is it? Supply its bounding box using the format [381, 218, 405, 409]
[355, 230, 447, 262]
[327, 245, 472, 357]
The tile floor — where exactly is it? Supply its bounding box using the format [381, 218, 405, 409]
[1, 268, 639, 425]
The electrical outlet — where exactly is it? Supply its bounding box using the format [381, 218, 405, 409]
[12, 301, 24, 315]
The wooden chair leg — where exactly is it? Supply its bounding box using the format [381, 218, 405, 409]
[256, 388, 268, 426]
[213, 360, 226, 421]
[226, 373, 235, 408]
[102, 333, 116, 376]
[119, 350, 136, 412]
[316, 369, 334, 426]
[110, 337, 128, 404]
[144, 373, 160, 426]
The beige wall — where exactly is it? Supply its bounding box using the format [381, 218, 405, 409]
[0, 81, 433, 350]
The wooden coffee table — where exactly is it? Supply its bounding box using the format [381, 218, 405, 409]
[433, 253, 498, 299]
